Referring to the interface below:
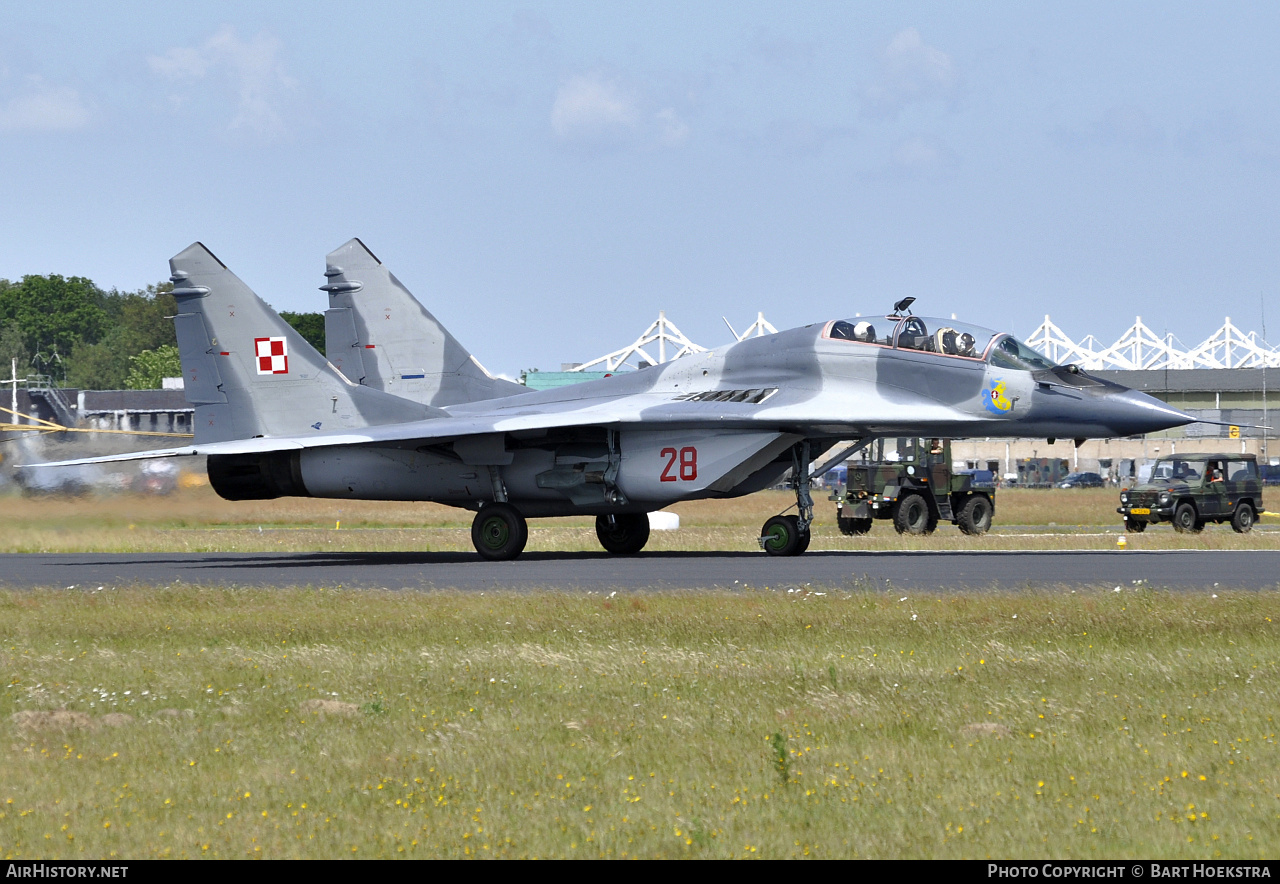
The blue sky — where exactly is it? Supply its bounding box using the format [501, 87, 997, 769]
[3, 2, 1278, 375]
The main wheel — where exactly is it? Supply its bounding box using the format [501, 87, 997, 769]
[1123, 517, 1147, 534]
[1231, 502, 1256, 534]
[957, 496, 993, 536]
[761, 515, 803, 556]
[1172, 502, 1202, 534]
[838, 517, 873, 536]
[893, 493, 931, 535]
[471, 503, 529, 560]
[596, 513, 651, 554]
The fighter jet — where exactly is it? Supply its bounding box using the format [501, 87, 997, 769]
[36, 243, 1194, 559]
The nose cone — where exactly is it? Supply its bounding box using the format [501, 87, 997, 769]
[1024, 371, 1196, 438]
[1096, 388, 1195, 437]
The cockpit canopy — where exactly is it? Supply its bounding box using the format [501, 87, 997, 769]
[988, 335, 1058, 372]
[827, 314, 1058, 370]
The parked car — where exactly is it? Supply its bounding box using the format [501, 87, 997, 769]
[1057, 471, 1105, 489]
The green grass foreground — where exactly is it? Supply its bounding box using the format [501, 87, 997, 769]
[1, 587, 1275, 859]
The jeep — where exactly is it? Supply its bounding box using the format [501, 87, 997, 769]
[1117, 453, 1264, 533]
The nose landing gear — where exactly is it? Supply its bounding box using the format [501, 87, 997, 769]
[761, 514, 811, 556]
[760, 442, 815, 557]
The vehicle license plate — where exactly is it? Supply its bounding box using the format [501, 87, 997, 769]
[1130, 508, 1150, 515]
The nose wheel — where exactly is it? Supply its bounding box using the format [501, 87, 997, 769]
[471, 503, 528, 560]
[761, 514, 811, 556]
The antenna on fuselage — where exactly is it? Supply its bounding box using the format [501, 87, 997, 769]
[892, 297, 916, 317]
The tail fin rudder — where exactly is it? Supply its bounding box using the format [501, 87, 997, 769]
[170, 242, 436, 443]
[322, 238, 525, 407]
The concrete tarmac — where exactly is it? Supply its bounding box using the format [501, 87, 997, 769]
[0, 549, 1277, 591]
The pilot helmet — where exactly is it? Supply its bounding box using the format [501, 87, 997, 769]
[854, 321, 874, 341]
[958, 332, 975, 352]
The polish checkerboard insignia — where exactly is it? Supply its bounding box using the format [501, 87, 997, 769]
[254, 336, 289, 375]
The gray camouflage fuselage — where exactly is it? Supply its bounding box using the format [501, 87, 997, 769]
[238, 316, 1189, 518]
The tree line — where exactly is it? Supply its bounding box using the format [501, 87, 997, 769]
[0, 275, 324, 390]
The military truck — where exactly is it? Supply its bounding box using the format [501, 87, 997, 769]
[830, 438, 996, 536]
[1117, 453, 1264, 533]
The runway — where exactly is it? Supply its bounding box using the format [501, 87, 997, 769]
[1, 549, 1277, 591]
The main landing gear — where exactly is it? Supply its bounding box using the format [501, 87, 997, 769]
[471, 503, 528, 561]
[471, 506, 654, 560]
[760, 442, 815, 557]
[595, 513, 651, 555]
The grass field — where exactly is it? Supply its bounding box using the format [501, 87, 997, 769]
[1, 486, 1277, 859]
[0, 588, 1276, 859]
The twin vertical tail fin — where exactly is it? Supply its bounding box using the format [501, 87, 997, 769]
[322, 238, 525, 407]
[169, 242, 435, 444]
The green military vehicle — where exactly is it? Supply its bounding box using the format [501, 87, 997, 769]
[1117, 453, 1264, 533]
[830, 438, 996, 536]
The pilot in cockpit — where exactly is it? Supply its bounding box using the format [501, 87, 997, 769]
[936, 327, 959, 354]
[930, 327, 978, 357]
[854, 321, 877, 343]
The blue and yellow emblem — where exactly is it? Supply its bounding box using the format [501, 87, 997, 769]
[984, 378, 1013, 414]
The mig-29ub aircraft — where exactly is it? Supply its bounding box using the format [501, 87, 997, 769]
[32, 242, 1195, 560]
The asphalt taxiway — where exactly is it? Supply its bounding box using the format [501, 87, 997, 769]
[0, 549, 1277, 591]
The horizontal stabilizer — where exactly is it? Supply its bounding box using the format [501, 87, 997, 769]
[14, 434, 375, 469]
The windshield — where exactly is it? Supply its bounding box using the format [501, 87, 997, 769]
[988, 334, 1059, 372]
[1150, 459, 1203, 484]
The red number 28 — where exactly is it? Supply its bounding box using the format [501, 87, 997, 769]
[660, 446, 698, 481]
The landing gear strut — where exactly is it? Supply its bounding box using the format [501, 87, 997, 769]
[760, 442, 814, 557]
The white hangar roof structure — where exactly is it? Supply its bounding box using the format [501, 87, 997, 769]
[567, 311, 1278, 373]
[1025, 315, 1280, 371]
